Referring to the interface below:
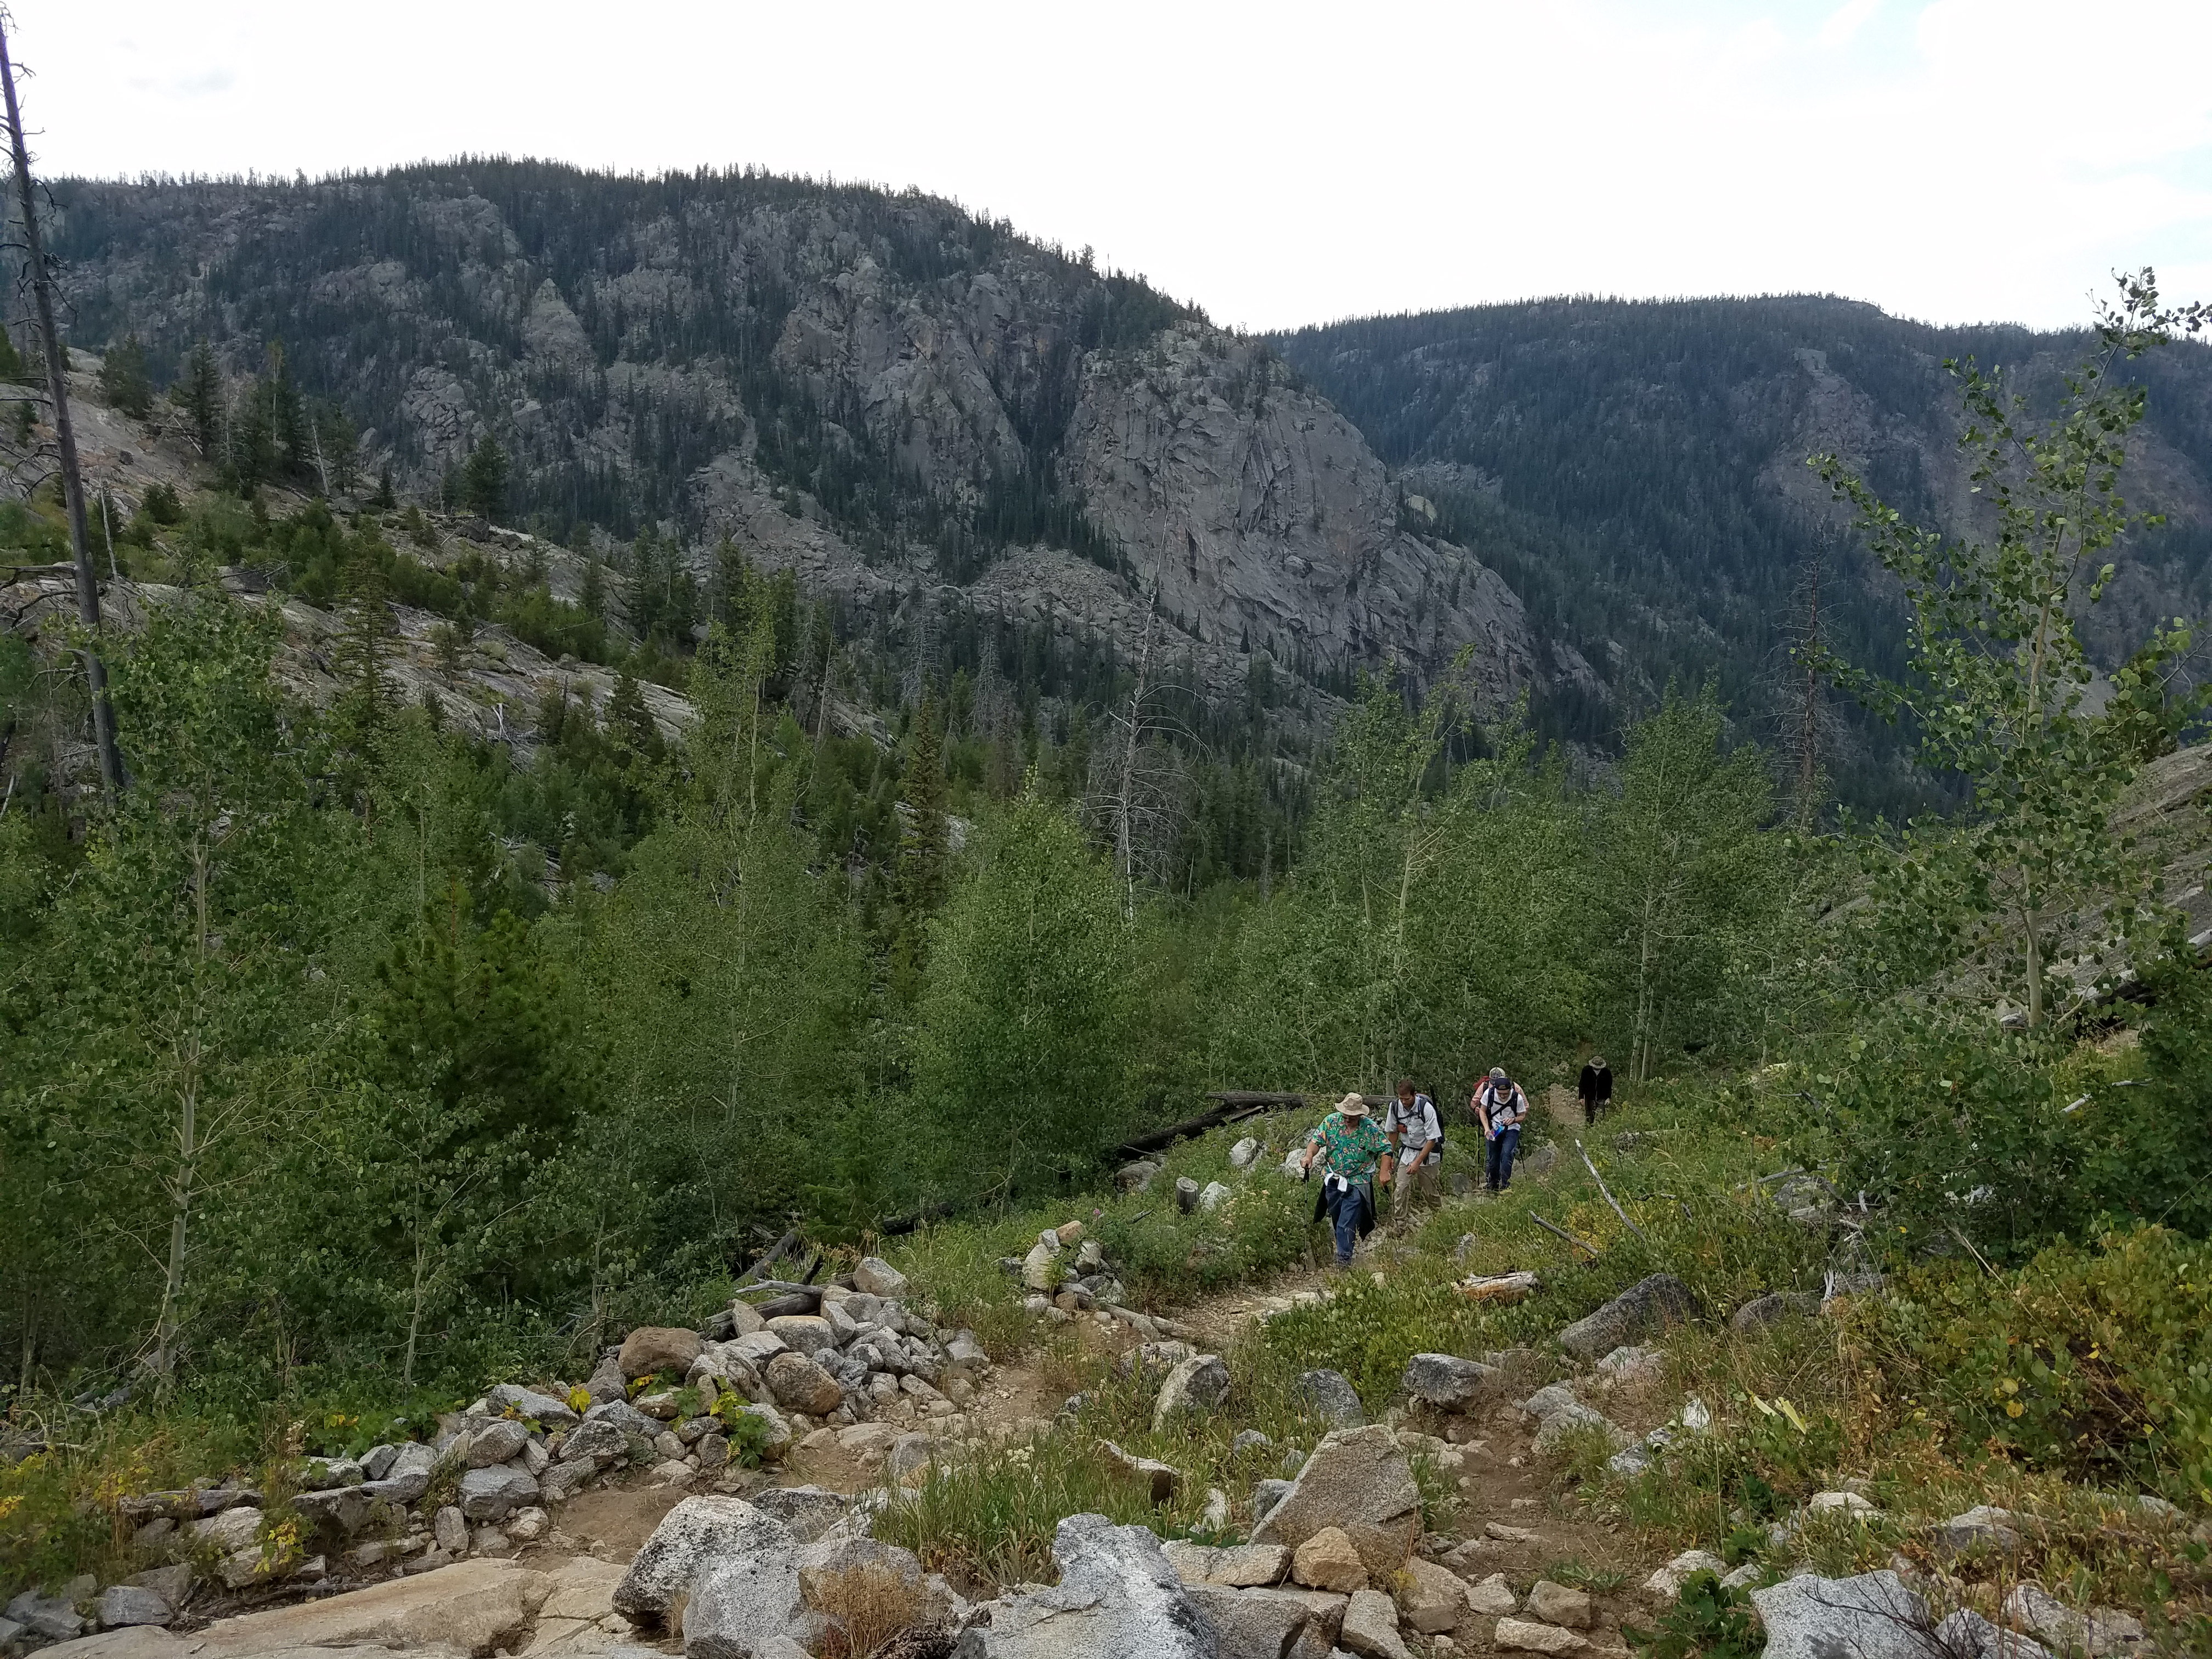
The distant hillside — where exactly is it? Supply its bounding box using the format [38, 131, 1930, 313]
[45, 162, 1534, 727]
[1276, 296, 2212, 809]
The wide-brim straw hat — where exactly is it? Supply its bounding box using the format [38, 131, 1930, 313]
[1335, 1091, 1370, 1117]
[1591, 1056, 1607, 1069]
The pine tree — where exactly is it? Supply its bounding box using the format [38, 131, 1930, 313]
[463, 435, 510, 522]
[332, 539, 397, 752]
[371, 466, 397, 510]
[98, 335, 153, 418]
[169, 342, 222, 455]
[890, 690, 951, 996]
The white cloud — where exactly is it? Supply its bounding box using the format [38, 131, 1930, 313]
[10, 0, 2212, 331]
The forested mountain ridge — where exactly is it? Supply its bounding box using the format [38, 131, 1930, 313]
[48, 161, 1534, 717]
[1276, 296, 2212, 805]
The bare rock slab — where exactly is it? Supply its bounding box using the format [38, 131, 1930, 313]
[1496, 1616, 1590, 1654]
[1751, 1570, 1931, 1659]
[951, 1513, 1212, 1658]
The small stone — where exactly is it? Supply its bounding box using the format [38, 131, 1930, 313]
[1229, 1136, 1260, 1167]
[1293, 1525, 1370, 1592]
[1932, 1504, 2021, 1554]
[2003, 1583, 2144, 1656]
[1199, 1180, 1231, 1211]
[472, 1526, 514, 1558]
[467, 1419, 530, 1466]
[1294, 1368, 1365, 1427]
[765, 1314, 836, 1356]
[1402, 1354, 1499, 1413]
[1643, 1550, 1725, 1599]
[1099, 1438, 1183, 1503]
[1527, 1579, 1592, 1627]
[1466, 1572, 1518, 1615]
[1397, 1555, 1470, 1633]
[1152, 1352, 1232, 1432]
[853, 1256, 908, 1297]
[1496, 1616, 1589, 1654]
[1341, 1585, 1413, 1659]
[458, 1465, 539, 1522]
[765, 1351, 844, 1415]
[1233, 1429, 1274, 1456]
[95, 1585, 173, 1628]
[433, 1505, 469, 1554]
[1808, 1489, 1881, 1519]
[1117, 1159, 1161, 1193]
[1211, 1543, 1291, 1587]
[194, 1506, 263, 1554]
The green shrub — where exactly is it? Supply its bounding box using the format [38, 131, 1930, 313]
[1624, 1571, 1760, 1659]
[1855, 1224, 2212, 1503]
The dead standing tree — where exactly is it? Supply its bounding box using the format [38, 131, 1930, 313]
[1090, 580, 1197, 916]
[1, 11, 122, 793]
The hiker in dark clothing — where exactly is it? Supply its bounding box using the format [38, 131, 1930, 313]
[1578, 1055, 1613, 1126]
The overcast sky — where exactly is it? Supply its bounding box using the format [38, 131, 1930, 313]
[15, 0, 2211, 334]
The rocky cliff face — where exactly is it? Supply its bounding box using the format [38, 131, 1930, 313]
[50, 165, 1541, 713]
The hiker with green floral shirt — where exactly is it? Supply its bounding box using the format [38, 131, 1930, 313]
[1299, 1091, 1391, 1266]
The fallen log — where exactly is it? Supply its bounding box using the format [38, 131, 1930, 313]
[1457, 1269, 1542, 1304]
[734, 1228, 799, 1286]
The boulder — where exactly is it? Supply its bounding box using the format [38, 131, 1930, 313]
[540, 1458, 596, 1503]
[751, 1486, 851, 1544]
[467, 1419, 531, 1467]
[619, 1326, 704, 1381]
[729, 1403, 792, 1461]
[765, 1315, 836, 1357]
[853, 1257, 909, 1298]
[1251, 1425, 1422, 1578]
[95, 1587, 173, 1629]
[1116, 1160, 1161, 1193]
[587, 1353, 629, 1402]
[1555, 1273, 1700, 1360]
[1401, 1354, 1498, 1413]
[1294, 1369, 1365, 1428]
[1526, 1579, 1591, 1627]
[1751, 1571, 1931, 1659]
[765, 1352, 844, 1417]
[681, 1520, 806, 1658]
[1291, 1526, 1368, 1592]
[1396, 1556, 1469, 1633]
[1641, 1550, 1725, 1600]
[1340, 1587, 1412, 1659]
[726, 1300, 766, 1338]
[2002, 1584, 2144, 1656]
[1099, 1440, 1183, 1504]
[614, 1496, 799, 1623]
[1496, 1616, 1589, 1654]
[1935, 1609, 2053, 1659]
[1151, 1353, 1232, 1433]
[950, 1513, 1212, 1658]
[459, 1466, 540, 1522]
[1229, 1137, 1261, 1168]
[1467, 1573, 1519, 1615]
[1532, 1401, 1627, 1454]
[1199, 1181, 1231, 1211]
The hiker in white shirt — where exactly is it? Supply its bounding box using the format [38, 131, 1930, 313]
[1384, 1077, 1443, 1225]
[1475, 1066, 1530, 1192]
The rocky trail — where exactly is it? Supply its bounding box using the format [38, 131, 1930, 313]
[9, 1246, 2170, 1659]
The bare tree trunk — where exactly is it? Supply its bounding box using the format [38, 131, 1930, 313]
[1, 21, 122, 793]
[1796, 561, 1821, 828]
[150, 833, 211, 1383]
[1114, 588, 1158, 921]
